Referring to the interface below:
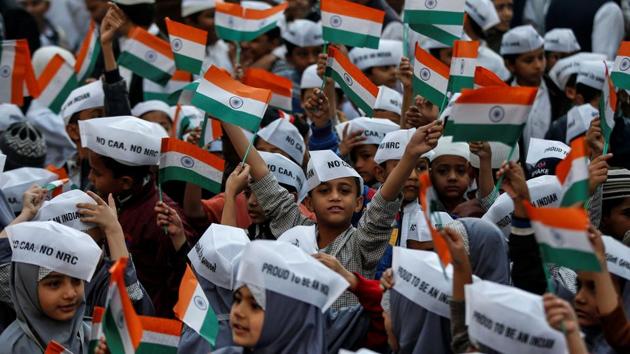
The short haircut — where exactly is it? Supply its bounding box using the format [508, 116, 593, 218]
[99, 154, 151, 183]
[576, 83, 602, 103]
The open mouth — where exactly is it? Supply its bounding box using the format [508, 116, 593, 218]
[232, 323, 249, 335]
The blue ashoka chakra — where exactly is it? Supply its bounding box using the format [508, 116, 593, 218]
[117, 311, 125, 329]
[551, 230, 564, 246]
[488, 106, 505, 123]
[145, 50, 157, 63]
[172, 38, 183, 52]
[420, 68, 431, 81]
[330, 15, 343, 28]
[425, 0, 438, 9]
[193, 295, 208, 310]
[229, 96, 244, 109]
[180, 156, 195, 168]
[621, 58, 630, 72]
[0, 65, 10, 78]
[343, 72, 354, 86]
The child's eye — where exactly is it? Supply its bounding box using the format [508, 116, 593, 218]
[45, 281, 60, 289]
[71, 278, 81, 286]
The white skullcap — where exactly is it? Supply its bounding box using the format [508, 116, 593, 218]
[259, 151, 307, 201]
[500, 25, 544, 55]
[131, 100, 173, 121]
[257, 118, 305, 164]
[306, 150, 363, 192]
[32, 46, 76, 78]
[374, 86, 402, 115]
[181, 0, 216, 17]
[544, 28, 581, 53]
[374, 128, 415, 164]
[0, 104, 25, 131]
[60, 81, 105, 125]
[465, 0, 500, 31]
[349, 39, 403, 70]
[469, 142, 519, 169]
[300, 64, 340, 89]
[335, 117, 399, 146]
[282, 20, 323, 47]
[548, 52, 607, 90]
[429, 136, 470, 163]
[277, 225, 318, 254]
[33, 190, 97, 232]
[0, 167, 58, 213]
[576, 60, 607, 91]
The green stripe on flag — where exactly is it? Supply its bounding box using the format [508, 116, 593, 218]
[412, 76, 447, 107]
[409, 23, 459, 47]
[611, 71, 630, 90]
[144, 92, 174, 105]
[191, 93, 262, 132]
[403, 10, 464, 25]
[103, 308, 126, 354]
[174, 53, 202, 75]
[539, 244, 601, 272]
[322, 28, 380, 49]
[79, 43, 101, 83]
[326, 68, 374, 116]
[560, 179, 589, 207]
[118, 52, 171, 85]
[216, 22, 278, 43]
[450, 123, 524, 145]
[198, 309, 219, 346]
[49, 74, 78, 114]
[136, 342, 177, 354]
[89, 340, 98, 354]
[447, 75, 474, 95]
[159, 166, 221, 193]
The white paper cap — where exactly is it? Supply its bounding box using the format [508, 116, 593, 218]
[181, 0, 216, 17]
[257, 118, 305, 164]
[259, 151, 307, 201]
[282, 20, 323, 47]
[526, 138, 569, 177]
[465, 0, 500, 31]
[334, 117, 399, 147]
[429, 136, 471, 163]
[236, 240, 349, 312]
[374, 128, 415, 164]
[60, 81, 105, 125]
[349, 39, 403, 71]
[0, 104, 25, 131]
[300, 64, 340, 89]
[500, 25, 544, 55]
[131, 100, 173, 121]
[566, 103, 599, 144]
[469, 142, 519, 169]
[6, 221, 102, 281]
[543, 28, 581, 53]
[306, 149, 363, 193]
[188, 223, 250, 290]
[576, 60, 607, 90]
[33, 190, 97, 232]
[0, 167, 57, 213]
[113, 0, 155, 4]
[32, 46, 76, 78]
[374, 86, 403, 115]
[277, 225, 318, 254]
[79, 116, 168, 166]
[241, 1, 272, 10]
[548, 52, 607, 90]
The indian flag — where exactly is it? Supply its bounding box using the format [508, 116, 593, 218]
[165, 17, 207, 75]
[191, 65, 271, 132]
[411, 23, 463, 47]
[556, 136, 589, 207]
[403, 0, 465, 25]
[413, 42, 449, 107]
[215, 2, 288, 42]
[118, 27, 175, 85]
[36, 54, 78, 114]
[74, 21, 101, 83]
[419, 172, 451, 267]
[44, 178, 72, 198]
[103, 258, 143, 354]
[525, 203, 601, 272]
[447, 40, 479, 94]
[44, 341, 72, 354]
[0, 39, 39, 106]
[136, 316, 182, 354]
[174, 265, 219, 346]
[144, 70, 192, 104]
[474, 66, 508, 88]
[242, 68, 292, 112]
[159, 137, 224, 193]
[199, 116, 223, 147]
[611, 41, 630, 90]
[321, 0, 385, 49]
[88, 306, 105, 354]
[600, 65, 617, 151]
[326, 45, 379, 116]
[449, 86, 537, 145]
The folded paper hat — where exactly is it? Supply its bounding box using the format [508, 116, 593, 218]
[34, 190, 97, 232]
[374, 128, 415, 164]
[281, 19, 323, 47]
[544, 28, 581, 53]
[465, 0, 500, 31]
[429, 136, 471, 163]
[60, 81, 104, 125]
[548, 52, 607, 90]
[300, 64, 340, 89]
[259, 151, 307, 201]
[469, 142, 520, 169]
[349, 39, 403, 70]
[0, 167, 57, 213]
[181, 0, 216, 17]
[257, 118, 305, 164]
[305, 149, 364, 193]
[132, 100, 173, 121]
[500, 25, 544, 55]
[374, 86, 403, 115]
[335, 117, 399, 146]
[277, 225, 318, 254]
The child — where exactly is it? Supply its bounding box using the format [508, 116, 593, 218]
[374, 86, 403, 124]
[222, 119, 443, 308]
[349, 39, 403, 90]
[486, 0, 514, 53]
[543, 28, 581, 72]
[255, 117, 306, 166]
[601, 169, 630, 241]
[428, 137, 473, 214]
[131, 100, 173, 133]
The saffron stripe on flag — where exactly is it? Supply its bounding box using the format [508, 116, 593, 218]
[321, 0, 384, 49]
[174, 265, 219, 346]
[413, 43, 449, 107]
[326, 46, 378, 115]
[74, 21, 101, 83]
[136, 316, 182, 354]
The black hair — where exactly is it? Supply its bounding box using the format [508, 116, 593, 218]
[467, 17, 486, 40]
[2, 8, 40, 53]
[264, 27, 281, 42]
[576, 83, 602, 104]
[429, 48, 442, 60]
[502, 53, 519, 65]
[602, 197, 626, 218]
[566, 74, 577, 89]
[283, 40, 298, 57]
[99, 154, 151, 183]
[118, 4, 154, 28]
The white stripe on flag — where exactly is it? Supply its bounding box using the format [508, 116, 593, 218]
[532, 222, 593, 253]
[124, 38, 173, 72]
[270, 94, 292, 111]
[196, 79, 268, 117]
[451, 104, 530, 125]
[215, 14, 282, 32]
[0, 45, 17, 102]
[414, 61, 448, 91]
[404, 0, 463, 11]
[450, 57, 475, 77]
[169, 35, 205, 59]
[328, 57, 377, 107]
[141, 330, 180, 347]
[183, 284, 209, 330]
[321, 13, 381, 37]
[107, 285, 135, 354]
[161, 151, 223, 183]
[38, 64, 74, 105]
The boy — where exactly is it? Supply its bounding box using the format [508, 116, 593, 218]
[428, 136, 473, 214]
[222, 120, 443, 308]
[543, 28, 581, 73]
[374, 85, 403, 124]
[349, 39, 402, 90]
[255, 117, 305, 166]
[131, 100, 173, 133]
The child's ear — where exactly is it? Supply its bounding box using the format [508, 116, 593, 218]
[353, 195, 364, 213]
[119, 176, 135, 191]
[65, 124, 80, 142]
[565, 86, 577, 101]
[374, 164, 386, 184]
[290, 191, 299, 203]
[504, 59, 515, 74]
[304, 195, 315, 212]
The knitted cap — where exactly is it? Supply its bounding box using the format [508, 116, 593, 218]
[0, 122, 47, 170]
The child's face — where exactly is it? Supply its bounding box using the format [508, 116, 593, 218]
[383, 160, 423, 203]
[493, 0, 513, 32]
[308, 177, 363, 228]
[545, 51, 570, 73]
[87, 152, 126, 197]
[430, 156, 470, 201]
[437, 48, 453, 67]
[241, 35, 277, 64]
[288, 46, 321, 74]
[38, 272, 84, 322]
[141, 111, 172, 134]
[244, 186, 267, 224]
[602, 197, 630, 239]
[574, 273, 600, 327]
[351, 145, 379, 185]
[255, 139, 293, 162]
[19, 0, 49, 21]
[368, 65, 398, 89]
[230, 286, 264, 347]
[507, 48, 546, 87]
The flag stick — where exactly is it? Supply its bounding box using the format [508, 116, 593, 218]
[491, 141, 518, 194]
[603, 140, 609, 155]
[402, 23, 409, 58]
[320, 41, 329, 90]
[199, 115, 209, 148]
[157, 182, 168, 235]
[241, 133, 257, 165]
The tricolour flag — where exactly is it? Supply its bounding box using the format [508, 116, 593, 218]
[192, 65, 271, 132]
[448, 86, 537, 145]
[326, 45, 379, 116]
[0, 39, 39, 106]
[118, 27, 175, 85]
[611, 41, 630, 90]
[447, 40, 479, 94]
[242, 68, 292, 112]
[199, 116, 223, 147]
[136, 316, 182, 354]
[474, 66, 508, 88]
[321, 0, 385, 49]
[413, 43, 449, 107]
[44, 341, 72, 354]
[215, 2, 288, 42]
[144, 70, 192, 104]
[75, 21, 101, 83]
[159, 138, 224, 193]
[173, 265, 219, 346]
[89, 306, 105, 354]
[44, 178, 72, 198]
[403, 0, 465, 25]
[419, 172, 451, 267]
[525, 203, 601, 272]
[37, 54, 78, 114]
[556, 136, 589, 207]
[165, 17, 207, 75]
[103, 258, 143, 354]
[600, 65, 617, 152]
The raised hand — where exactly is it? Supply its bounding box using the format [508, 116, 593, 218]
[404, 120, 443, 158]
[338, 124, 366, 157]
[225, 164, 251, 198]
[20, 185, 46, 220]
[397, 56, 413, 89]
[303, 88, 332, 128]
[155, 201, 187, 251]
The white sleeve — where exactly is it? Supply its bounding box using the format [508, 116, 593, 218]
[592, 2, 625, 60]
